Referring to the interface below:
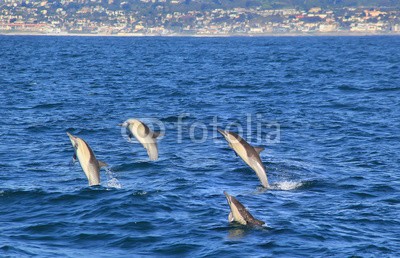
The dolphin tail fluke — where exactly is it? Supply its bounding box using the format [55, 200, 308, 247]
[259, 176, 269, 188]
[254, 162, 269, 188]
[146, 144, 159, 161]
[148, 153, 158, 161]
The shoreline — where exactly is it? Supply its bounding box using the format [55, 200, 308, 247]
[1, 31, 400, 37]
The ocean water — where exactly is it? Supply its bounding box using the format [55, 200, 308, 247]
[0, 35, 399, 257]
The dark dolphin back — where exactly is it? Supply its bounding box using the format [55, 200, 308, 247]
[229, 131, 262, 162]
[231, 195, 265, 226]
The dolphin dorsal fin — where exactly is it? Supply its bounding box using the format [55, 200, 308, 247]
[256, 219, 265, 225]
[254, 147, 265, 154]
[152, 131, 163, 139]
[98, 160, 108, 168]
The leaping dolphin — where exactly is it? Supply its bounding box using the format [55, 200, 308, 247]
[218, 129, 269, 188]
[119, 119, 161, 161]
[67, 132, 108, 186]
[224, 191, 265, 226]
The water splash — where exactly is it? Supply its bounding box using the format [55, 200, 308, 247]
[104, 167, 122, 189]
[271, 181, 303, 191]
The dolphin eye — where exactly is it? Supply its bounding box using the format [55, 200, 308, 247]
[74, 142, 78, 149]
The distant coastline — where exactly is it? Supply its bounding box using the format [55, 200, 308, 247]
[2, 2, 400, 37]
[2, 31, 400, 37]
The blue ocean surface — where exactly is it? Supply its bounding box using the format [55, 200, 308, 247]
[0, 35, 399, 257]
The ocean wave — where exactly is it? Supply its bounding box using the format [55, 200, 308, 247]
[32, 103, 64, 109]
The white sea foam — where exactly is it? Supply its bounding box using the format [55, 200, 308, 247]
[105, 167, 122, 189]
[271, 181, 303, 191]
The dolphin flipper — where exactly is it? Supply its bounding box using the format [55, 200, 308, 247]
[228, 212, 234, 222]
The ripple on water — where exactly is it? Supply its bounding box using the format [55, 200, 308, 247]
[0, 245, 35, 256]
[109, 235, 163, 249]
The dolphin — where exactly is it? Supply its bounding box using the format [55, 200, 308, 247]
[218, 129, 269, 188]
[119, 119, 161, 161]
[67, 132, 108, 186]
[224, 191, 265, 226]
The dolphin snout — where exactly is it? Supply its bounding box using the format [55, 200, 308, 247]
[67, 132, 78, 147]
[223, 191, 230, 199]
[223, 191, 232, 204]
[217, 128, 227, 136]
